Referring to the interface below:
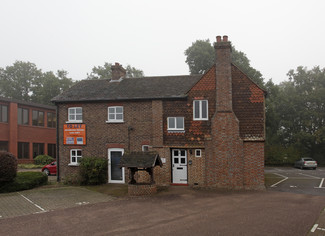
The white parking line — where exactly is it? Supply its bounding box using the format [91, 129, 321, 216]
[311, 224, 319, 232]
[271, 173, 288, 187]
[315, 178, 325, 189]
[299, 173, 320, 179]
[18, 192, 47, 213]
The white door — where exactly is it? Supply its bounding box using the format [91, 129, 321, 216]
[108, 148, 125, 183]
[172, 149, 187, 184]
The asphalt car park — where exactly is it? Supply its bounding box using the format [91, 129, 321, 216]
[265, 167, 325, 196]
[0, 186, 114, 219]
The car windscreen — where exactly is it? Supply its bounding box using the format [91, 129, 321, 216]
[303, 158, 314, 161]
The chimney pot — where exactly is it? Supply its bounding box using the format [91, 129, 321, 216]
[223, 35, 228, 42]
[216, 36, 222, 43]
[111, 62, 126, 81]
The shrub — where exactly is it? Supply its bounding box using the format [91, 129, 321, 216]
[34, 155, 55, 165]
[63, 173, 82, 185]
[79, 157, 108, 185]
[0, 151, 18, 183]
[0, 172, 48, 193]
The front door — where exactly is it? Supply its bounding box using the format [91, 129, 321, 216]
[108, 148, 125, 183]
[172, 149, 187, 184]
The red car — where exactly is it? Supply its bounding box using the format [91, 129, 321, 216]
[42, 161, 57, 175]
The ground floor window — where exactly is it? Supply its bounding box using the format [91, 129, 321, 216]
[33, 143, 44, 158]
[70, 149, 82, 165]
[18, 142, 29, 159]
[48, 144, 56, 159]
[0, 141, 8, 151]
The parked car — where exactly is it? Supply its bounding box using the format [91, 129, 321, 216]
[42, 161, 57, 175]
[294, 158, 317, 170]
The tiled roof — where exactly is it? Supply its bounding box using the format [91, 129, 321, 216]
[120, 152, 163, 168]
[51, 75, 202, 103]
[0, 96, 56, 110]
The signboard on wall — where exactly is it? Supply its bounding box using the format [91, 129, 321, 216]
[63, 124, 86, 145]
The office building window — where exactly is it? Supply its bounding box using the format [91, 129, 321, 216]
[32, 110, 44, 126]
[18, 142, 29, 159]
[18, 107, 29, 125]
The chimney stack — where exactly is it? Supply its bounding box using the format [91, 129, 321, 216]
[111, 62, 126, 81]
[214, 35, 232, 112]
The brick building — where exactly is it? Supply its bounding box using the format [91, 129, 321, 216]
[0, 97, 57, 163]
[52, 36, 266, 190]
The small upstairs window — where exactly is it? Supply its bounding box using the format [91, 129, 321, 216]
[193, 100, 208, 120]
[68, 107, 82, 123]
[168, 117, 184, 131]
[107, 106, 123, 123]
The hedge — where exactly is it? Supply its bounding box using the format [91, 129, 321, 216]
[0, 172, 48, 193]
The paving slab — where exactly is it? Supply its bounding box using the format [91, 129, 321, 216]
[0, 187, 115, 219]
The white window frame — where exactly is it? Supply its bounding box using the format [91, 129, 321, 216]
[69, 149, 82, 166]
[107, 106, 124, 123]
[108, 148, 125, 183]
[195, 149, 202, 157]
[193, 100, 208, 120]
[167, 117, 184, 131]
[67, 107, 82, 123]
[142, 145, 149, 152]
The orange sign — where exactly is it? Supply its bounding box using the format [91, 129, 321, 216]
[64, 124, 86, 145]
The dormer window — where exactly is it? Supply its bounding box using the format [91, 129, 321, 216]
[68, 107, 82, 123]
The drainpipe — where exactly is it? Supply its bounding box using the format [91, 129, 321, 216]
[56, 104, 60, 182]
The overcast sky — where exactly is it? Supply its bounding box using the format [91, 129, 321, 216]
[1, 0, 324, 84]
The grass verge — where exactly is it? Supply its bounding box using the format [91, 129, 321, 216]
[18, 164, 44, 169]
[0, 172, 48, 193]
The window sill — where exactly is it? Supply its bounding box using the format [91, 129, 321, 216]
[167, 130, 185, 133]
[66, 121, 83, 123]
[68, 163, 80, 167]
[193, 119, 208, 121]
[106, 121, 124, 123]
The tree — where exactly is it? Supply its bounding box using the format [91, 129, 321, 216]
[184, 39, 215, 75]
[31, 70, 74, 105]
[0, 61, 42, 101]
[184, 39, 265, 87]
[265, 66, 325, 164]
[86, 62, 144, 80]
[0, 61, 74, 105]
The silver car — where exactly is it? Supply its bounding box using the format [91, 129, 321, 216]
[294, 157, 317, 170]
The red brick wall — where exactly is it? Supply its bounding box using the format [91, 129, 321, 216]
[243, 141, 265, 189]
[232, 65, 265, 140]
[58, 101, 154, 180]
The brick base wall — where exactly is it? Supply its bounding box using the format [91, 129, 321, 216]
[243, 141, 265, 190]
[128, 184, 157, 196]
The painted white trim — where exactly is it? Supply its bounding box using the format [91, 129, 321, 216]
[70, 149, 82, 165]
[142, 145, 149, 152]
[108, 148, 125, 184]
[193, 100, 208, 121]
[167, 117, 184, 131]
[68, 107, 83, 123]
[107, 106, 124, 123]
[195, 149, 201, 157]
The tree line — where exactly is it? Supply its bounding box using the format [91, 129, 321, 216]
[0, 62, 144, 105]
[0, 40, 324, 164]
